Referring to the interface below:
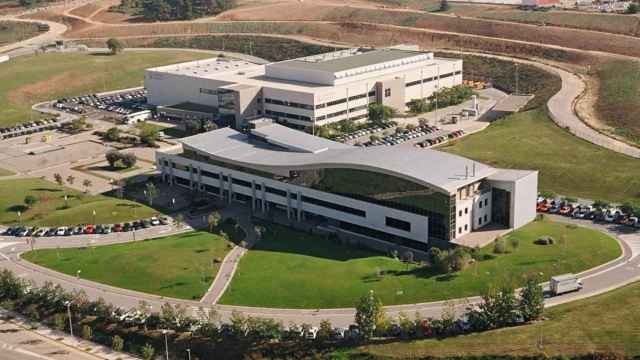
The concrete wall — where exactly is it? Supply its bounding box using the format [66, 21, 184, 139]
[490, 171, 538, 230]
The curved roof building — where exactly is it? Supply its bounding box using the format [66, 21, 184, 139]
[157, 121, 537, 248]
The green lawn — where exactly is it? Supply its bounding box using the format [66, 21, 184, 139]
[347, 281, 640, 358]
[594, 60, 640, 144]
[22, 231, 232, 300]
[0, 178, 157, 226]
[0, 168, 14, 177]
[0, 51, 210, 127]
[219, 218, 619, 308]
[441, 109, 640, 204]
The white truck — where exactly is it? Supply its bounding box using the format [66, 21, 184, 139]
[550, 274, 583, 296]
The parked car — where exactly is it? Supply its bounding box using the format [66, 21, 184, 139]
[150, 217, 160, 226]
[84, 224, 95, 234]
[56, 227, 67, 236]
[113, 223, 123, 232]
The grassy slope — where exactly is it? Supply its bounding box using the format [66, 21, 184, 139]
[594, 60, 640, 144]
[441, 109, 640, 204]
[23, 231, 232, 300]
[219, 219, 619, 308]
[0, 178, 157, 226]
[350, 280, 640, 358]
[0, 51, 210, 127]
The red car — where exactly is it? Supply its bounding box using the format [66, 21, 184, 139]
[113, 223, 123, 232]
[84, 224, 95, 234]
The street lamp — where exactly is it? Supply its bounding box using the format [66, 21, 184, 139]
[186, 348, 191, 360]
[92, 209, 96, 225]
[76, 270, 81, 279]
[162, 329, 169, 360]
[64, 301, 74, 337]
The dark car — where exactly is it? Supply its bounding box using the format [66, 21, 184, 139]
[123, 223, 131, 232]
[64, 228, 73, 236]
[142, 219, 151, 228]
[4, 227, 16, 236]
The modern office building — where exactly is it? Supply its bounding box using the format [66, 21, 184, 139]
[145, 45, 463, 130]
[156, 120, 537, 248]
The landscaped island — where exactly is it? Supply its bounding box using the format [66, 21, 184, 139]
[22, 231, 233, 300]
[219, 218, 620, 308]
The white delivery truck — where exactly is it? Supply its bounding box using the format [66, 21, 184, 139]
[550, 274, 583, 296]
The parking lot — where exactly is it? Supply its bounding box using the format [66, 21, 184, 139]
[54, 88, 149, 120]
[537, 197, 640, 230]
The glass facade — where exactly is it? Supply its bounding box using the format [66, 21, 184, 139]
[287, 168, 455, 240]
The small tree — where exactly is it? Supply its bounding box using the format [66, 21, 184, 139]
[53, 173, 63, 186]
[317, 319, 333, 342]
[625, 2, 638, 14]
[105, 127, 121, 141]
[207, 211, 221, 232]
[368, 103, 396, 125]
[355, 290, 383, 341]
[175, 213, 184, 228]
[439, 0, 449, 11]
[141, 343, 155, 360]
[106, 38, 124, 55]
[112, 335, 124, 352]
[493, 236, 507, 254]
[121, 153, 137, 168]
[82, 179, 92, 193]
[24, 195, 38, 209]
[81, 325, 92, 340]
[254, 224, 266, 240]
[105, 151, 120, 168]
[510, 237, 520, 251]
[519, 276, 545, 322]
[145, 182, 157, 206]
[66, 175, 75, 186]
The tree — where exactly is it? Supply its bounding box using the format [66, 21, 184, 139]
[175, 213, 184, 228]
[24, 195, 37, 209]
[355, 290, 383, 341]
[105, 127, 121, 141]
[509, 237, 520, 251]
[317, 319, 332, 342]
[66, 175, 75, 186]
[466, 284, 518, 331]
[121, 153, 137, 168]
[141, 343, 155, 360]
[493, 236, 507, 254]
[70, 117, 87, 132]
[439, 0, 449, 11]
[519, 276, 544, 322]
[82, 179, 92, 193]
[207, 211, 221, 232]
[625, 3, 638, 14]
[139, 124, 160, 146]
[105, 150, 120, 168]
[81, 325, 92, 340]
[53, 173, 63, 186]
[407, 98, 430, 114]
[368, 103, 395, 125]
[106, 38, 124, 55]
[145, 182, 158, 206]
[254, 224, 265, 240]
[111, 335, 124, 352]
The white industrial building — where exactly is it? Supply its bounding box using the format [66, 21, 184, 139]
[157, 120, 538, 248]
[145, 45, 463, 130]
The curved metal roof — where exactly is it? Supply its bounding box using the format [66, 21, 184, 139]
[178, 126, 497, 194]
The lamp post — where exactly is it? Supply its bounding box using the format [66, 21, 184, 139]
[76, 270, 81, 279]
[162, 329, 169, 360]
[65, 301, 73, 337]
[92, 209, 96, 225]
[186, 348, 191, 360]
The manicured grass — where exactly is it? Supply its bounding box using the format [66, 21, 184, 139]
[441, 109, 640, 204]
[0, 178, 157, 226]
[219, 218, 619, 308]
[0, 21, 40, 46]
[22, 231, 232, 300]
[348, 281, 640, 358]
[595, 60, 640, 144]
[0, 51, 210, 127]
[0, 167, 14, 177]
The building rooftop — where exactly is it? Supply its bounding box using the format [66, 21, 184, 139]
[250, 121, 351, 154]
[175, 124, 497, 193]
[276, 48, 430, 75]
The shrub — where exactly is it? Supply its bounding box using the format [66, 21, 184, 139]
[493, 237, 507, 254]
[534, 236, 555, 245]
[509, 237, 520, 251]
[141, 343, 155, 360]
[112, 335, 124, 352]
[53, 313, 66, 331]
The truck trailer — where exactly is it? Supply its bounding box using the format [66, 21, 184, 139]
[550, 274, 583, 296]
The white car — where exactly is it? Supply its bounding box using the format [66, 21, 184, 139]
[56, 227, 67, 236]
[305, 327, 319, 340]
[150, 217, 160, 226]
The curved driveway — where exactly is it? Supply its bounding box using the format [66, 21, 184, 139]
[0, 213, 639, 327]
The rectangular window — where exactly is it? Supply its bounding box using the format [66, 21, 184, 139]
[200, 170, 219, 179]
[232, 178, 251, 188]
[202, 184, 220, 194]
[458, 227, 462, 234]
[484, 214, 488, 222]
[465, 207, 468, 214]
[386, 217, 411, 232]
[464, 224, 468, 231]
[458, 210, 462, 217]
[265, 186, 287, 197]
[384, 88, 391, 97]
[302, 195, 365, 217]
[484, 199, 489, 206]
[199, 88, 217, 95]
[479, 201, 483, 209]
[479, 217, 483, 225]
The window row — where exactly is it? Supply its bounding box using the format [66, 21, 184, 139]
[315, 90, 376, 109]
[264, 98, 314, 110]
[405, 71, 462, 88]
[265, 109, 312, 122]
